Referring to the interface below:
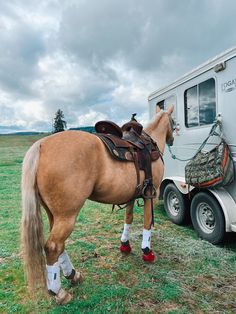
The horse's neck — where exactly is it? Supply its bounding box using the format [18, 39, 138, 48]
[145, 118, 167, 154]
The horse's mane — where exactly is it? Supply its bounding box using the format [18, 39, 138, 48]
[144, 110, 165, 133]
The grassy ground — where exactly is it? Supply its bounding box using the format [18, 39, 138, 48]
[0, 134, 236, 314]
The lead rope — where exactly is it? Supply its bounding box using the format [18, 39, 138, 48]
[167, 119, 223, 162]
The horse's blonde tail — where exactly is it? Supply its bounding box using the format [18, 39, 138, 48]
[21, 139, 47, 293]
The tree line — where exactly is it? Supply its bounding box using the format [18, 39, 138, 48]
[53, 109, 67, 133]
[53, 109, 94, 133]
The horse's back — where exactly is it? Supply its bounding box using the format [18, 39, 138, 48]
[38, 130, 101, 173]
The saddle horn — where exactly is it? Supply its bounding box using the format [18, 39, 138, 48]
[122, 113, 143, 135]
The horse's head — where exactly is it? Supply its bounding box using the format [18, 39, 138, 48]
[166, 105, 175, 146]
[156, 105, 175, 146]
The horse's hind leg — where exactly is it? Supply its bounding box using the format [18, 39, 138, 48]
[45, 215, 80, 304]
[59, 250, 83, 285]
[120, 201, 134, 254]
[42, 201, 54, 231]
[43, 204, 82, 286]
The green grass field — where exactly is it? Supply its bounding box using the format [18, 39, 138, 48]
[0, 134, 236, 314]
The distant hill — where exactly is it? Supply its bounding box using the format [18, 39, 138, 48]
[69, 126, 95, 133]
[0, 131, 47, 136]
[0, 126, 95, 135]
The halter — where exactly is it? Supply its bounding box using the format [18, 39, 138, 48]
[168, 115, 175, 133]
[167, 114, 175, 147]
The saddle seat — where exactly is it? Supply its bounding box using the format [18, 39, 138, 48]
[95, 114, 163, 213]
[95, 115, 143, 139]
[95, 113, 151, 152]
[95, 121, 123, 138]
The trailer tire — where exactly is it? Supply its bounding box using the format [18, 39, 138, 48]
[190, 192, 225, 244]
[163, 183, 190, 225]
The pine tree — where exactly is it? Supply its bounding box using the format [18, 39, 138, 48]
[53, 109, 67, 133]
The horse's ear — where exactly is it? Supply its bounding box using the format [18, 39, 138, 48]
[156, 105, 161, 113]
[167, 104, 174, 115]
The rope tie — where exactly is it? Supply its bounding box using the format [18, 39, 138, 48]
[168, 119, 223, 162]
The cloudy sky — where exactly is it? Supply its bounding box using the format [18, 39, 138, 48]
[0, 0, 236, 133]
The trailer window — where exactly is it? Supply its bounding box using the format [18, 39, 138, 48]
[185, 78, 216, 128]
[156, 100, 164, 110]
[156, 95, 177, 122]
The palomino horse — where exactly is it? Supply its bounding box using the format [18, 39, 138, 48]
[21, 105, 174, 304]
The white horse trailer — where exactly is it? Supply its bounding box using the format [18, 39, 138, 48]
[148, 46, 236, 244]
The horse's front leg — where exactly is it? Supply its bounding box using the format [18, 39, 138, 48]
[120, 201, 134, 254]
[142, 199, 156, 262]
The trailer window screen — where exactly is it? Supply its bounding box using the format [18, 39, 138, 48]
[185, 86, 198, 127]
[199, 79, 216, 126]
[185, 78, 216, 128]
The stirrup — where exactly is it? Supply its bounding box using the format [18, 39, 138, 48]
[142, 180, 157, 199]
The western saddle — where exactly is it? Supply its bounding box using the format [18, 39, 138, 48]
[95, 114, 163, 224]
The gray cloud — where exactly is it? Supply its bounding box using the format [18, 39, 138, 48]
[0, 27, 45, 97]
[59, 0, 236, 72]
[0, 0, 236, 132]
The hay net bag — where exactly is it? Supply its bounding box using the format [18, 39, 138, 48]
[185, 120, 234, 188]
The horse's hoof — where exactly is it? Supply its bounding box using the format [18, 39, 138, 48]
[55, 288, 73, 305]
[142, 249, 156, 263]
[120, 241, 132, 254]
[71, 271, 83, 285]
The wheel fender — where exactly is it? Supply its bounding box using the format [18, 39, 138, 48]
[161, 176, 194, 195]
[207, 188, 236, 232]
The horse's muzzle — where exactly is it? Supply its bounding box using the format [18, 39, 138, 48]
[169, 138, 174, 146]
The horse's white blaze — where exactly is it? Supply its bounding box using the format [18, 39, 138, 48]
[46, 262, 61, 294]
[141, 229, 151, 249]
[58, 251, 74, 277]
[121, 223, 131, 242]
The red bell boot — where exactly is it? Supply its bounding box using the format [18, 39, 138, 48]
[120, 241, 132, 254]
[142, 248, 156, 263]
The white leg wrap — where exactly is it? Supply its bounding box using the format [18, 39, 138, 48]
[141, 228, 151, 249]
[58, 251, 74, 278]
[46, 262, 61, 294]
[121, 223, 131, 242]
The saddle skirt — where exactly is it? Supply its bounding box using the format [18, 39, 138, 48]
[96, 133, 161, 165]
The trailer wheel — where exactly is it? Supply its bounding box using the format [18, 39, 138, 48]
[190, 192, 225, 244]
[163, 183, 190, 225]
